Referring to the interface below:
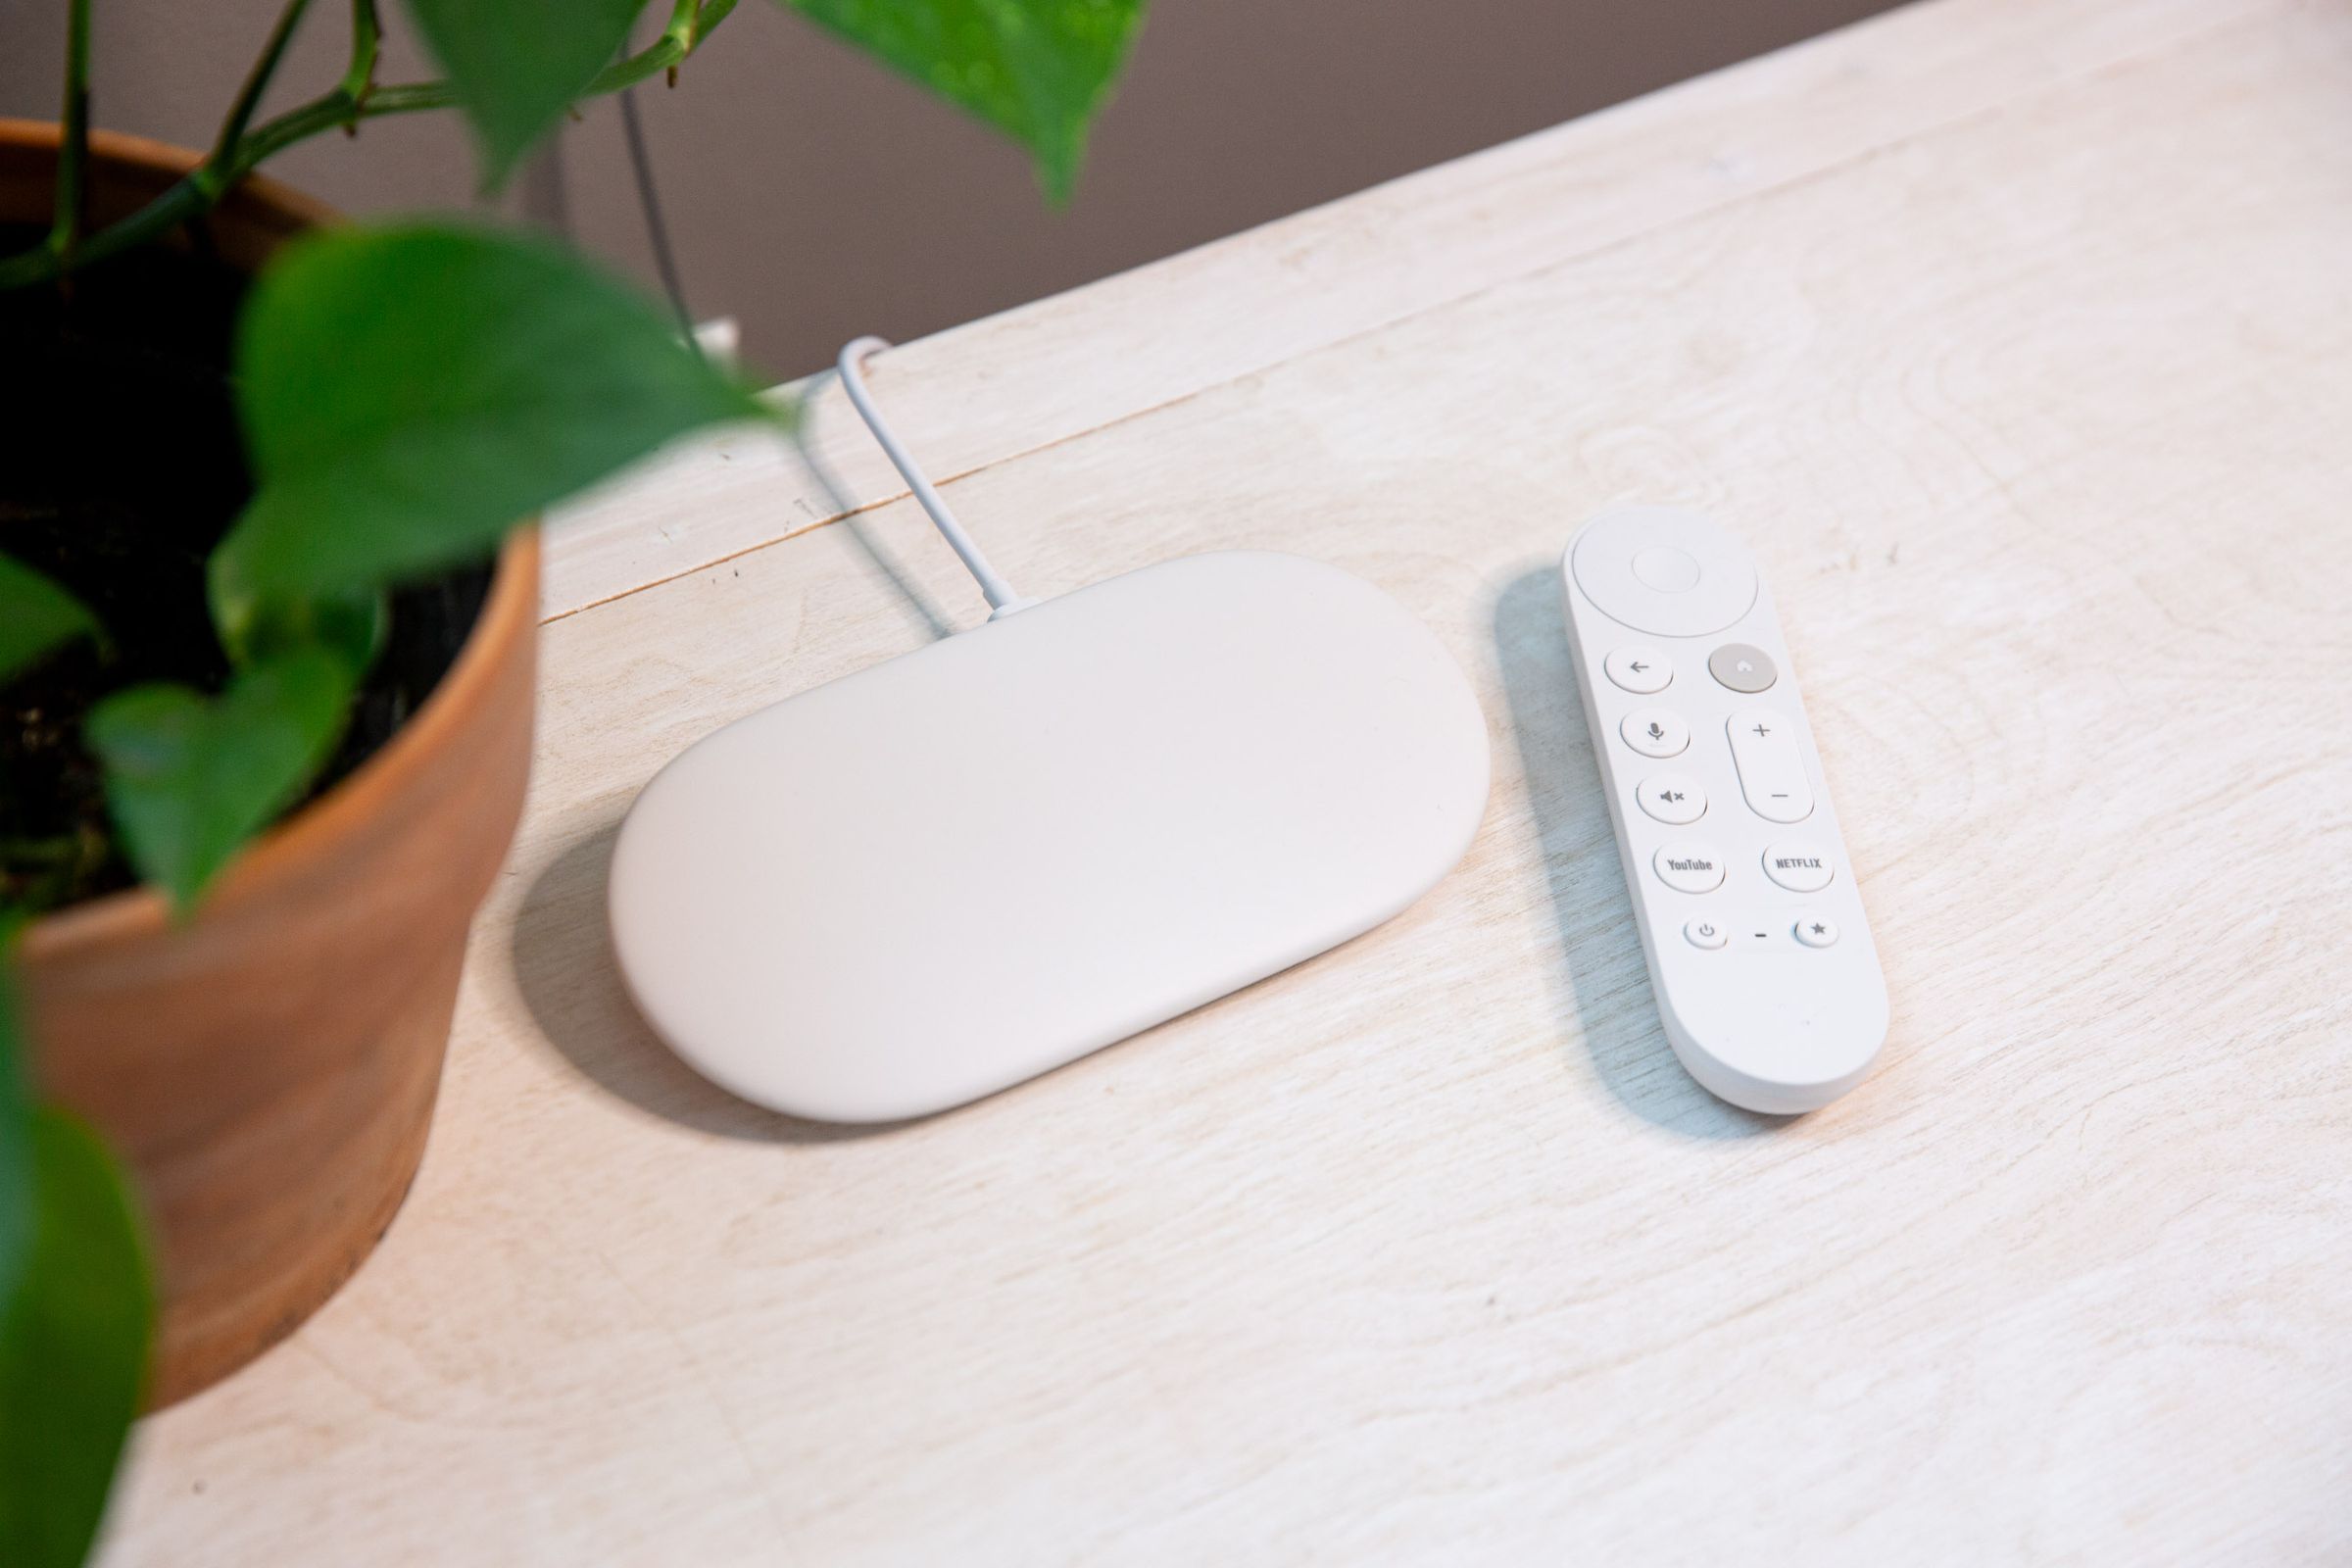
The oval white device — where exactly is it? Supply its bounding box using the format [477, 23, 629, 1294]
[608, 551, 1490, 1122]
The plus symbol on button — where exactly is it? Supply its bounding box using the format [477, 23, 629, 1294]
[1751, 722, 1772, 737]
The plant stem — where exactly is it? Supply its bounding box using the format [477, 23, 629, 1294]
[199, 0, 317, 199]
[46, 0, 93, 266]
[341, 0, 381, 126]
[0, 0, 743, 290]
[661, 0, 701, 86]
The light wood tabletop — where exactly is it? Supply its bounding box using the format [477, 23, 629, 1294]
[101, 0, 2352, 1560]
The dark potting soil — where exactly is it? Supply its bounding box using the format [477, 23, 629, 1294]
[0, 220, 490, 916]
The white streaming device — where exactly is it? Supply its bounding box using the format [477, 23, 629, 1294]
[1558, 506, 1888, 1113]
[607, 342, 1490, 1122]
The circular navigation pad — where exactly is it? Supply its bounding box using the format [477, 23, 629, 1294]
[1570, 506, 1757, 637]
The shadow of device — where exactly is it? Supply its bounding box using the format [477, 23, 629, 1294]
[791, 371, 959, 644]
[1491, 565, 1777, 1140]
[509, 816, 909, 1145]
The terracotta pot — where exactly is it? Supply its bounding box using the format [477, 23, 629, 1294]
[3, 121, 538, 1407]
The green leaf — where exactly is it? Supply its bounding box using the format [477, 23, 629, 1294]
[0, 553, 101, 687]
[86, 649, 358, 910]
[0, 1109, 152, 1568]
[785, 0, 1146, 201]
[208, 558, 388, 675]
[216, 221, 770, 604]
[402, 0, 650, 189]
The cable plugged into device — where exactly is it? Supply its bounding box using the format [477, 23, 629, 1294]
[834, 336, 1039, 621]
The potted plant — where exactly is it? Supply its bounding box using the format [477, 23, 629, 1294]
[0, 1, 1144, 1560]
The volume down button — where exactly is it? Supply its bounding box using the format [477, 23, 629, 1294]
[1726, 708, 1813, 823]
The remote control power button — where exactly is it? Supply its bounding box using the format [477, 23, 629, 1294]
[1763, 842, 1835, 893]
[1707, 642, 1778, 693]
[1621, 708, 1690, 759]
[1685, 917, 1729, 950]
[1603, 646, 1672, 694]
[1653, 842, 1727, 894]
[1794, 916, 1839, 948]
[1637, 773, 1706, 824]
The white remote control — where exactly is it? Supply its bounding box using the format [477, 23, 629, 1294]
[1558, 506, 1888, 1113]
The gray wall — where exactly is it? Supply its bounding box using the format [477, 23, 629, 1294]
[1, 0, 1893, 378]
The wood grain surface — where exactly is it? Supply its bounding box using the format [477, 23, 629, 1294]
[97, 0, 2352, 1560]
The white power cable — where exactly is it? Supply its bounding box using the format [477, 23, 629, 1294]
[835, 336, 1037, 620]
